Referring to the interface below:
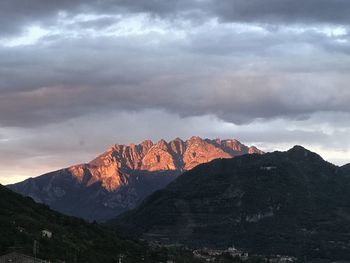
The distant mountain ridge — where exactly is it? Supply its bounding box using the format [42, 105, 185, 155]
[8, 136, 262, 221]
[110, 146, 350, 261]
[68, 136, 262, 191]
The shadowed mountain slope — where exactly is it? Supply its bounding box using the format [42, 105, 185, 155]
[0, 184, 153, 263]
[111, 146, 350, 261]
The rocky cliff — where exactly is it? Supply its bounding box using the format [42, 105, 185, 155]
[8, 136, 262, 221]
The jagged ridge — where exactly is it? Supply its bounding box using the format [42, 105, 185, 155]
[8, 136, 262, 221]
[69, 136, 262, 191]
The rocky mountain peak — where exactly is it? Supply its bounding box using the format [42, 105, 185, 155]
[141, 139, 177, 171]
[154, 139, 169, 150]
[248, 145, 263, 154]
[188, 135, 202, 141]
[285, 145, 326, 166]
[8, 136, 263, 221]
[79, 136, 263, 190]
[169, 138, 185, 155]
[288, 145, 308, 153]
[140, 139, 154, 149]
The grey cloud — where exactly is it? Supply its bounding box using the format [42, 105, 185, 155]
[0, 0, 197, 37]
[1, 25, 350, 128]
[1, 0, 350, 37]
[110, 0, 350, 26]
[75, 17, 122, 30]
[210, 0, 350, 25]
[105, 0, 350, 25]
[0, 0, 81, 36]
[0, 37, 157, 93]
[183, 25, 350, 58]
[2, 70, 350, 127]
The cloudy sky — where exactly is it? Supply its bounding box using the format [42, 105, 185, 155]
[1, 0, 350, 184]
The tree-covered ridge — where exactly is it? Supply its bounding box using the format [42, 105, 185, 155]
[111, 146, 350, 261]
[0, 184, 153, 262]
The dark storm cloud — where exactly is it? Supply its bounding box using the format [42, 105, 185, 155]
[1, 22, 350, 128]
[210, 0, 350, 25]
[105, 0, 350, 25]
[109, 0, 350, 25]
[0, 0, 195, 36]
[1, 0, 350, 37]
[0, 0, 79, 36]
[2, 67, 350, 127]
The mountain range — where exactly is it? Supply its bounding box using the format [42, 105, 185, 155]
[6, 137, 350, 261]
[111, 146, 350, 261]
[8, 136, 262, 221]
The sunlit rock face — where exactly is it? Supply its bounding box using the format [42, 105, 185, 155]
[141, 139, 178, 171]
[66, 136, 262, 192]
[8, 137, 262, 221]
